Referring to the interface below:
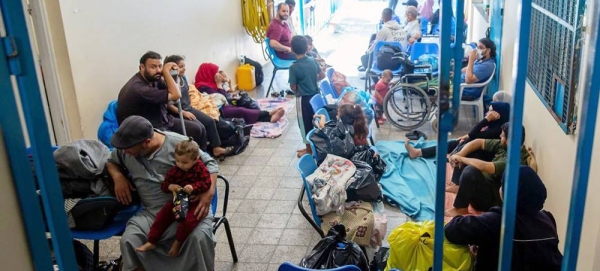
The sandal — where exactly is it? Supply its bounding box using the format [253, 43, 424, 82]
[405, 130, 427, 140]
[270, 91, 280, 98]
[214, 146, 234, 161]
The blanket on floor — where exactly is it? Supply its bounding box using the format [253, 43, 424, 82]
[376, 139, 438, 221]
[250, 98, 295, 138]
[376, 139, 484, 222]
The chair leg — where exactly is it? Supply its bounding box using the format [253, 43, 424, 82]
[266, 67, 277, 98]
[93, 240, 100, 268]
[222, 218, 238, 263]
[478, 102, 484, 120]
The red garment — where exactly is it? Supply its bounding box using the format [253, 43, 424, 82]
[374, 79, 390, 105]
[147, 160, 212, 244]
[194, 63, 219, 90]
[147, 200, 200, 243]
[160, 159, 212, 194]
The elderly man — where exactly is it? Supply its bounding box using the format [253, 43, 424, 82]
[107, 116, 217, 271]
[267, 3, 295, 60]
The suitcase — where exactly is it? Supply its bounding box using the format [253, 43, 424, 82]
[236, 64, 256, 91]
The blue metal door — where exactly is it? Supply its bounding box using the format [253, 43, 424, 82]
[0, 0, 77, 270]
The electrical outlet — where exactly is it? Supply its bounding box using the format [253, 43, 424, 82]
[239, 55, 245, 65]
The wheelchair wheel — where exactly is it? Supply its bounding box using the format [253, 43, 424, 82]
[383, 83, 431, 130]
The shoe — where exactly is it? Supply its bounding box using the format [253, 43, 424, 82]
[357, 66, 366, 72]
[360, 76, 366, 80]
[405, 130, 427, 140]
[280, 90, 285, 97]
[285, 89, 294, 95]
[270, 91, 280, 98]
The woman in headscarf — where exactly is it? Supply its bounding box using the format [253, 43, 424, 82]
[445, 166, 563, 271]
[194, 63, 284, 124]
[405, 101, 511, 160]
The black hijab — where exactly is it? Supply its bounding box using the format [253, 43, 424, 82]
[502, 166, 547, 214]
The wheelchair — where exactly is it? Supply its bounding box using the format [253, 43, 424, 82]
[381, 52, 440, 131]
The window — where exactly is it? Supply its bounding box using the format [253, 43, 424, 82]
[526, 0, 586, 134]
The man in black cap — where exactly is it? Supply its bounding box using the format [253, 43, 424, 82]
[106, 115, 218, 271]
[116, 51, 208, 151]
[389, 0, 418, 14]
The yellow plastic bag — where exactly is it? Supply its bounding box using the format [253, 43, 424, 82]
[385, 220, 472, 271]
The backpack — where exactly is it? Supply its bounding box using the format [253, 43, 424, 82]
[330, 71, 351, 96]
[376, 45, 402, 70]
[64, 196, 121, 230]
[218, 118, 251, 155]
[243, 57, 264, 85]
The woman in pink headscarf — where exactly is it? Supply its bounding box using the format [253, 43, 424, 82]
[194, 63, 284, 124]
[419, 0, 434, 21]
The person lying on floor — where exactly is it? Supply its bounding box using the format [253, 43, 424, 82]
[445, 166, 563, 271]
[445, 122, 537, 217]
[194, 62, 284, 124]
[405, 101, 510, 160]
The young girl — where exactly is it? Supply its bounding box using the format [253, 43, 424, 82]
[315, 104, 369, 146]
[136, 139, 212, 256]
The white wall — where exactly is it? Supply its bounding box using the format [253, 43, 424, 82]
[500, 0, 600, 269]
[56, 0, 264, 139]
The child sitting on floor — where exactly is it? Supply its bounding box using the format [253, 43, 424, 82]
[373, 69, 393, 124]
[136, 139, 212, 256]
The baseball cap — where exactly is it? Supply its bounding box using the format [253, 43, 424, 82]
[403, 0, 419, 7]
[111, 116, 154, 149]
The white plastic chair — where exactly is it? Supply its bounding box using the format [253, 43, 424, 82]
[459, 64, 496, 120]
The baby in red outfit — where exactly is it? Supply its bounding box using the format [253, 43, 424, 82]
[136, 139, 212, 256]
[373, 69, 393, 124]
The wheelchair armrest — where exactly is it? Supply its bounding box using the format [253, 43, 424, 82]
[414, 64, 432, 70]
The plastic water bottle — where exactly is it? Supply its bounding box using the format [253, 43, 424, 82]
[462, 42, 477, 56]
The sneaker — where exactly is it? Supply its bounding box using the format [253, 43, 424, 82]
[357, 66, 366, 72]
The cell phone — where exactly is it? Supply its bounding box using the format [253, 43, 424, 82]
[169, 69, 179, 79]
[313, 116, 321, 128]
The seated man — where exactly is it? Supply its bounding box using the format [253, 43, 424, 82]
[460, 38, 496, 100]
[360, 8, 404, 71]
[267, 3, 295, 60]
[107, 116, 218, 271]
[116, 51, 208, 150]
[284, 0, 297, 36]
[419, 38, 496, 100]
[445, 122, 537, 217]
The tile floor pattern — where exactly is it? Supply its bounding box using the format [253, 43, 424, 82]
[82, 0, 480, 269]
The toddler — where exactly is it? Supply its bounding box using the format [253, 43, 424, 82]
[373, 69, 393, 124]
[136, 139, 212, 256]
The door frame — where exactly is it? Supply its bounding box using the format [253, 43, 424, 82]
[26, 0, 71, 145]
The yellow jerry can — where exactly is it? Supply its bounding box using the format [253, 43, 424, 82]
[236, 64, 256, 91]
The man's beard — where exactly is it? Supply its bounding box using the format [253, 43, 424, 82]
[279, 14, 289, 20]
[143, 71, 161, 82]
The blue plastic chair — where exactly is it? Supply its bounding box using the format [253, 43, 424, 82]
[310, 94, 327, 113]
[320, 79, 338, 100]
[326, 67, 335, 83]
[306, 128, 319, 164]
[278, 261, 361, 271]
[410, 42, 440, 62]
[410, 42, 440, 77]
[296, 154, 324, 236]
[315, 108, 330, 122]
[264, 38, 296, 97]
[365, 41, 404, 92]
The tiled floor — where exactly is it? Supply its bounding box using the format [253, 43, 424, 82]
[85, 0, 480, 269]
